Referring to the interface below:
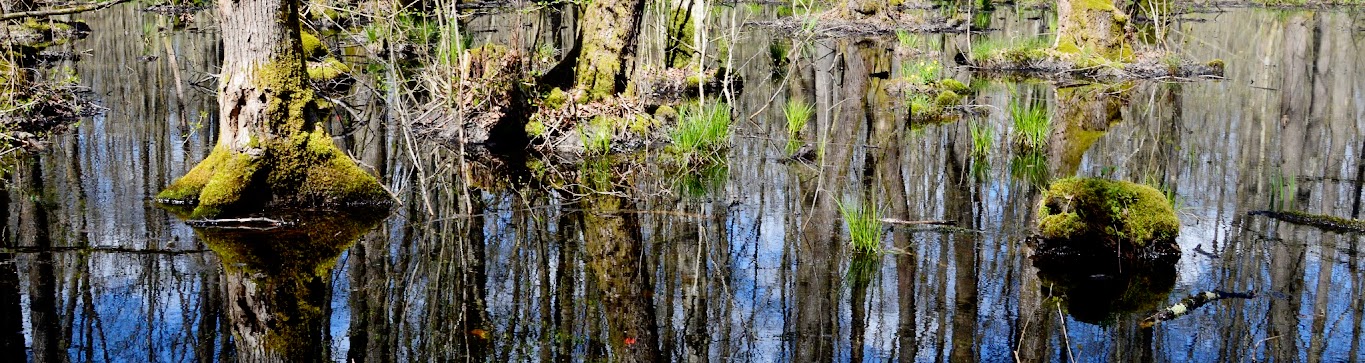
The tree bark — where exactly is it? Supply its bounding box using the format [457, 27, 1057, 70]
[157, 0, 386, 217]
[1054, 0, 1134, 62]
[571, 0, 646, 101]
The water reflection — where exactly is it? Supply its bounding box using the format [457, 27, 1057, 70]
[2, 3, 1364, 362]
[193, 212, 384, 362]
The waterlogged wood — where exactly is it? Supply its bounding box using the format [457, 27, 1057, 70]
[1248, 210, 1365, 233]
[187, 217, 294, 229]
[878, 218, 955, 226]
[1141, 290, 1255, 328]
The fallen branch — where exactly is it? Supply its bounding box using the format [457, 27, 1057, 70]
[1140, 290, 1255, 328]
[1248, 209, 1365, 233]
[879, 218, 956, 226]
[187, 217, 295, 230]
[0, 0, 131, 21]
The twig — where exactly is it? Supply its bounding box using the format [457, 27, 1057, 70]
[1058, 304, 1076, 362]
[879, 218, 955, 226]
[0, 0, 131, 21]
[186, 217, 294, 229]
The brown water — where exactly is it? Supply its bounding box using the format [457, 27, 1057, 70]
[2, 4, 1364, 362]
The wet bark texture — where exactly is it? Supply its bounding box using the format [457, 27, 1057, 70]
[1054, 0, 1134, 62]
[157, 0, 386, 217]
[572, 0, 646, 101]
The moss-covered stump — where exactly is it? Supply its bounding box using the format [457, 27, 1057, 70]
[1036, 177, 1180, 260]
[158, 0, 389, 218]
[157, 132, 391, 218]
[963, 0, 1223, 80]
[1055, 0, 1134, 62]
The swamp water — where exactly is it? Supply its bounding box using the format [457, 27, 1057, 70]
[2, 3, 1364, 362]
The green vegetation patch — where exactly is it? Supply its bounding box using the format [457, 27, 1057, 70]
[1037, 177, 1179, 248]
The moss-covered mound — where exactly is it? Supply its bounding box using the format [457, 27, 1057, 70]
[1036, 177, 1179, 257]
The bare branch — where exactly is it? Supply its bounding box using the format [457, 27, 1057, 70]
[0, 0, 131, 21]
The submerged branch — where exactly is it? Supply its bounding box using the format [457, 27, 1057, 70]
[1141, 290, 1255, 328]
[1248, 209, 1365, 233]
[0, 0, 131, 21]
[187, 217, 295, 230]
[880, 218, 956, 226]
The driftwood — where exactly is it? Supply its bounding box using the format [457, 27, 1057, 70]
[1140, 290, 1255, 328]
[879, 218, 956, 226]
[0, 0, 131, 21]
[187, 217, 295, 230]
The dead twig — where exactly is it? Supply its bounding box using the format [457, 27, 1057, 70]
[187, 217, 294, 230]
[879, 218, 955, 226]
[0, 0, 132, 21]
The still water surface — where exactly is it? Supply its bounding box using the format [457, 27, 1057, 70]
[2, 4, 1364, 362]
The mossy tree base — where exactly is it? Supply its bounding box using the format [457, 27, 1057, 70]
[157, 132, 390, 218]
[965, 0, 1224, 80]
[158, 0, 388, 219]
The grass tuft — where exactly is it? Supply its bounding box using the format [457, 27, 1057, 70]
[784, 98, 813, 139]
[1009, 97, 1049, 151]
[969, 121, 993, 158]
[837, 199, 883, 254]
[581, 116, 613, 155]
[671, 102, 732, 161]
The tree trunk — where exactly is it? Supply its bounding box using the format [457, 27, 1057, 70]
[1054, 0, 1134, 62]
[572, 0, 647, 101]
[157, 0, 386, 217]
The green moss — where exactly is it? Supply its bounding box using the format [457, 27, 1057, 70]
[574, 1, 636, 103]
[157, 144, 232, 203]
[684, 74, 703, 88]
[1053, 0, 1134, 62]
[1037, 178, 1179, 248]
[195, 151, 262, 215]
[300, 29, 327, 59]
[653, 104, 678, 123]
[665, 4, 696, 68]
[307, 58, 350, 81]
[525, 117, 546, 137]
[544, 87, 569, 110]
[162, 59, 387, 218]
[1206, 59, 1224, 69]
[934, 90, 961, 107]
[628, 113, 656, 134]
[939, 78, 968, 93]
